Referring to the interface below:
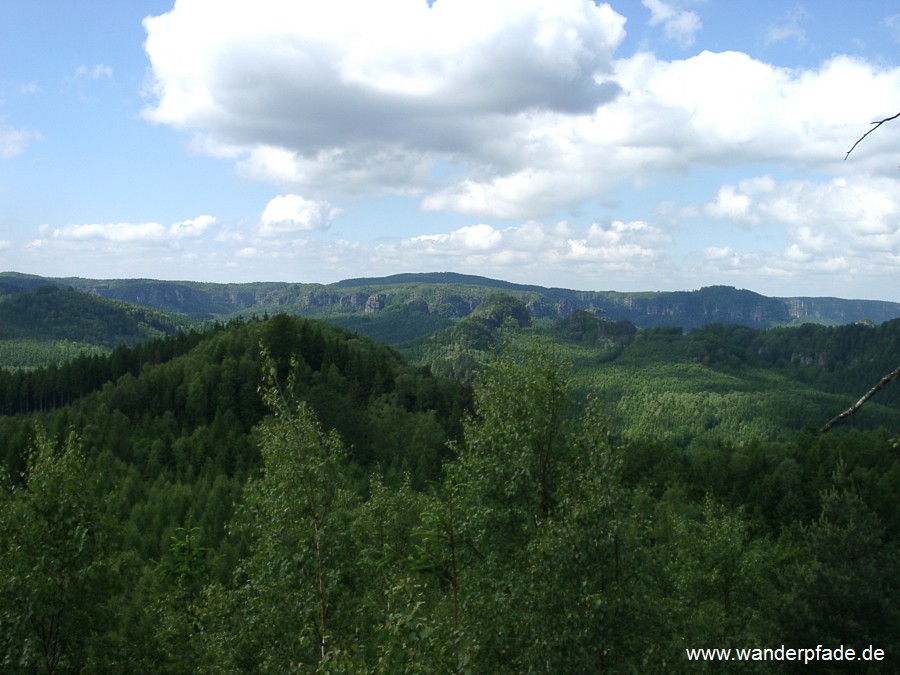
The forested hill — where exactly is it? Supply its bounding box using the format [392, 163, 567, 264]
[2, 271, 898, 333]
[406, 295, 900, 443]
[0, 284, 200, 368]
[2, 312, 899, 671]
[0, 313, 468, 479]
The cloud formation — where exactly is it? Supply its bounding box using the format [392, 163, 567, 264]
[642, 0, 702, 47]
[370, 217, 673, 288]
[142, 1, 900, 223]
[40, 216, 219, 246]
[695, 174, 900, 288]
[765, 7, 809, 46]
[170, 215, 217, 239]
[0, 124, 40, 159]
[75, 64, 113, 80]
[883, 13, 900, 43]
[260, 194, 338, 236]
[142, 0, 626, 213]
[116, 1, 900, 298]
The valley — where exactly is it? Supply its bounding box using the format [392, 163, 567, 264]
[1, 272, 898, 671]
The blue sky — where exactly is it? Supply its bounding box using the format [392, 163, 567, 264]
[2, 1, 899, 300]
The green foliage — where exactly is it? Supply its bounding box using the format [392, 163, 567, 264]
[0, 339, 108, 370]
[550, 309, 636, 353]
[0, 285, 199, 369]
[354, 476, 456, 672]
[454, 337, 571, 541]
[213, 355, 360, 670]
[468, 293, 531, 329]
[518, 399, 654, 672]
[0, 306, 898, 671]
[328, 302, 453, 344]
[441, 340, 649, 671]
[664, 497, 780, 652]
[782, 477, 900, 658]
[0, 426, 117, 673]
[408, 313, 900, 450]
[565, 319, 900, 447]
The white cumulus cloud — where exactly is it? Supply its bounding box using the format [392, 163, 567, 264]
[695, 175, 900, 291]
[52, 222, 167, 243]
[411, 223, 502, 251]
[142, 0, 626, 214]
[383, 218, 673, 284]
[39, 216, 222, 248]
[170, 215, 217, 239]
[143, 0, 900, 221]
[260, 194, 339, 235]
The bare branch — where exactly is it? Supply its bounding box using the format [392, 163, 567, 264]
[820, 365, 900, 433]
[845, 111, 900, 159]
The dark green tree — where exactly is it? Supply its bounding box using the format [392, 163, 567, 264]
[782, 479, 900, 664]
[663, 497, 781, 668]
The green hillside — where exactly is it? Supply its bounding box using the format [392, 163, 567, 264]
[1, 279, 896, 447]
[1, 314, 898, 671]
[0, 284, 202, 368]
[407, 301, 900, 446]
[586, 319, 900, 443]
[3, 272, 899, 337]
[0, 315, 466, 478]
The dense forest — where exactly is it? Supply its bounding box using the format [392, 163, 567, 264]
[0, 285, 200, 369]
[1, 309, 898, 672]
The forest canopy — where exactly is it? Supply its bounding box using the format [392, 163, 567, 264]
[0, 313, 898, 672]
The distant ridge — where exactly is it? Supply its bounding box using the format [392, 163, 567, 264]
[332, 271, 552, 293]
[2, 271, 899, 331]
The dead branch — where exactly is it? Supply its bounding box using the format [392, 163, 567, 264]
[845, 111, 900, 159]
[820, 365, 900, 433]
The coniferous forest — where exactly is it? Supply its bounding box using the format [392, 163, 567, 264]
[1, 292, 899, 672]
